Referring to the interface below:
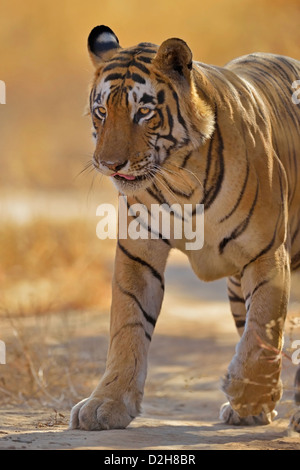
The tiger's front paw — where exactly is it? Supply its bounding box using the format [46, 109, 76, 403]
[69, 396, 136, 431]
[220, 402, 277, 426]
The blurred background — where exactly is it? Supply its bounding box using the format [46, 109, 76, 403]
[0, 0, 299, 408]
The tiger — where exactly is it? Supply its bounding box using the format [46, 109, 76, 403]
[69, 25, 300, 432]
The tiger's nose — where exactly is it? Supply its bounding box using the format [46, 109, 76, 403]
[101, 160, 128, 172]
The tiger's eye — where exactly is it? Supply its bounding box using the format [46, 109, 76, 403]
[97, 106, 107, 116]
[139, 107, 151, 115]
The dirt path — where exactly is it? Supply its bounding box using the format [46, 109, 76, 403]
[0, 407, 299, 450]
[0, 253, 300, 450]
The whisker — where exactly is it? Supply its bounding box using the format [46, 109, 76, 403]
[88, 172, 97, 201]
[164, 162, 204, 190]
[152, 164, 195, 196]
[75, 160, 94, 180]
[152, 172, 181, 205]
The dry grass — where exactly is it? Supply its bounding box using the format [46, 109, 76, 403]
[0, 218, 114, 317]
[0, 309, 107, 408]
[0, 217, 114, 408]
[0, 187, 115, 409]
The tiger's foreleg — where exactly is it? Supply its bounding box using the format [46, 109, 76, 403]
[221, 244, 290, 425]
[290, 367, 300, 432]
[69, 238, 170, 430]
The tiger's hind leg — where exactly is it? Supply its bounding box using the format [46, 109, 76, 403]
[227, 275, 247, 337]
[222, 245, 290, 424]
[290, 351, 300, 432]
[289, 218, 300, 432]
[220, 275, 277, 426]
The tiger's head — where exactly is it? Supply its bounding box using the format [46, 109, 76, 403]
[88, 25, 214, 194]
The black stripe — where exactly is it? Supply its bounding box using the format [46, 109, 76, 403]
[181, 151, 193, 168]
[140, 93, 155, 104]
[229, 277, 241, 288]
[146, 187, 167, 205]
[277, 164, 285, 207]
[294, 368, 300, 404]
[157, 90, 165, 104]
[293, 261, 300, 271]
[126, 197, 171, 246]
[241, 214, 281, 276]
[137, 55, 152, 64]
[289, 148, 298, 206]
[228, 287, 245, 304]
[104, 73, 124, 82]
[103, 62, 128, 72]
[197, 121, 224, 212]
[209, 124, 225, 208]
[147, 184, 184, 221]
[232, 312, 243, 318]
[251, 279, 270, 297]
[276, 56, 300, 82]
[198, 134, 213, 206]
[228, 296, 244, 304]
[172, 91, 188, 131]
[117, 282, 156, 328]
[256, 66, 299, 128]
[220, 158, 250, 223]
[156, 108, 165, 128]
[109, 55, 131, 63]
[145, 331, 152, 341]
[89, 87, 95, 112]
[117, 240, 164, 289]
[160, 176, 195, 199]
[131, 60, 150, 75]
[118, 49, 137, 56]
[111, 322, 150, 344]
[292, 251, 300, 269]
[166, 105, 174, 132]
[292, 219, 300, 245]
[149, 184, 185, 221]
[131, 73, 146, 84]
[137, 48, 157, 54]
[235, 320, 246, 328]
[272, 59, 292, 83]
[219, 178, 259, 254]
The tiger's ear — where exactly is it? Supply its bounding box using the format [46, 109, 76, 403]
[88, 25, 121, 67]
[153, 38, 193, 81]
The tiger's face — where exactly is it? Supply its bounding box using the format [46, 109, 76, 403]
[88, 26, 214, 194]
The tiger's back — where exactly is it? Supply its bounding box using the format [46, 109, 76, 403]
[227, 53, 300, 204]
[226, 53, 300, 269]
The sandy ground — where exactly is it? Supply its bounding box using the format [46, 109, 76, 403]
[0, 252, 300, 450]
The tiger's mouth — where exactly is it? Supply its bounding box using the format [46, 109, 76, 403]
[110, 170, 155, 194]
[112, 172, 148, 182]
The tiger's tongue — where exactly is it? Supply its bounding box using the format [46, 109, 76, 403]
[112, 172, 136, 180]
